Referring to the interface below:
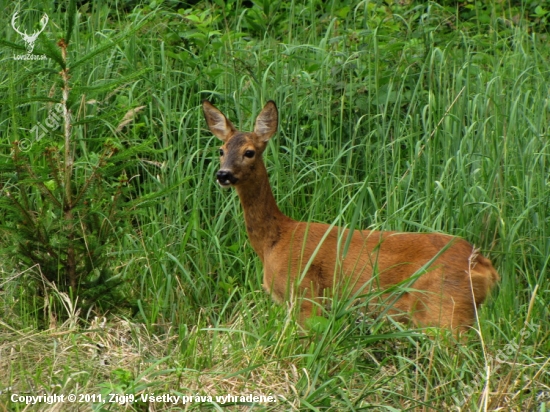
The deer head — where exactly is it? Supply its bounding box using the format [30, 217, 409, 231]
[11, 12, 49, 54]
[202, 100, 278, 188]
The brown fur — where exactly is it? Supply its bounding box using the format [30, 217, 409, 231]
[203, 100, 499, 330]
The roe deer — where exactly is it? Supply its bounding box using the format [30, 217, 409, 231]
[203, 100, 499, 330]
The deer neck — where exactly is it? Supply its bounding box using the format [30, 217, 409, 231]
[235, 161, 290, 261]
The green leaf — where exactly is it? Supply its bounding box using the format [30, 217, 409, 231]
[336, 6, 350, 19]
[65, 0, 78, 45]
[77, 68, 152, 94]
[35, 35, 65, 68]
[0, 39, 27, 53]
[306, 316, 330, 333]
[71, 14, 152, 70]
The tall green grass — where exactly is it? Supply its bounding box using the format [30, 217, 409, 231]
[1, 1, 549, 410]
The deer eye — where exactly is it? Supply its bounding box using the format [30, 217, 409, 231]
[219, 148, 224, 156]
[244, 150, 255, 158]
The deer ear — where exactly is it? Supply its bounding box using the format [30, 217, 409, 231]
[202, 101, 236, 142]
[254, 101, 278, 142]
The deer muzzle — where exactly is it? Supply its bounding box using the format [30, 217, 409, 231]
[217, 170, 238, 187]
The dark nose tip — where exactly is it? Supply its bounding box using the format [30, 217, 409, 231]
[217, 170, 234, 185]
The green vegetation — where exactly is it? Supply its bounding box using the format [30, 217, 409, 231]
[1, 0, 549, 410]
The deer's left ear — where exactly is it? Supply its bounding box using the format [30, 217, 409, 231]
[254, 101, 278, 142]
[203, 101, 236, 142]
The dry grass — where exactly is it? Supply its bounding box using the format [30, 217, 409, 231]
[1, 306, 548, 411]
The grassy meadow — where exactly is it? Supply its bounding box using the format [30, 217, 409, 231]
[1, 0, 549, 410]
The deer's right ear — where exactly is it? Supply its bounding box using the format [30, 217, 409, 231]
[202, 101, 236, 142]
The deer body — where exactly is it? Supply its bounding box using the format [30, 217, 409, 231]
[203, 100, 499, 329]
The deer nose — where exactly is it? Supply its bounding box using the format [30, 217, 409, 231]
[217, 170, 237, 186]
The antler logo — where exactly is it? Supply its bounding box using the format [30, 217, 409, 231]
[11, 11, 49, 54]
